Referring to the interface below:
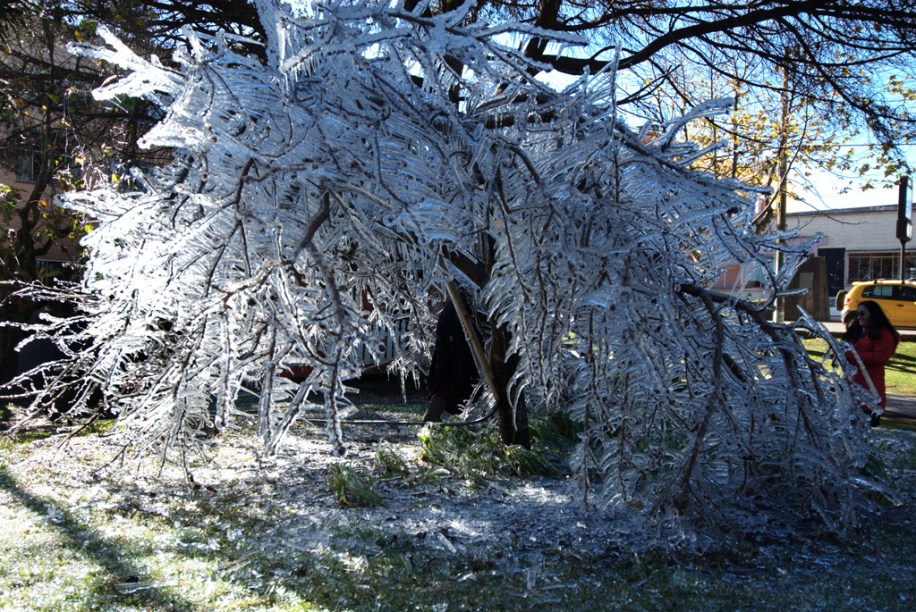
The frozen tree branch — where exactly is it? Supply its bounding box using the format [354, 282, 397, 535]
[3, 0, 888, 542]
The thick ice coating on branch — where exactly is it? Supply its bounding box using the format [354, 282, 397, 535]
[12, 0, 885, 539]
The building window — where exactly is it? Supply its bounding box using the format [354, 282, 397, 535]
[848, 253, 916, 282]
[15, 151, 41, 183]
[35, 259, 75, 282]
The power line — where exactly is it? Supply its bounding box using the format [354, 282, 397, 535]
[740, 142, 916, 148]
[817, 142, 916, 147]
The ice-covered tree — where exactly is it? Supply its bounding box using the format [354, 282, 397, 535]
[7, 0, 884, 536]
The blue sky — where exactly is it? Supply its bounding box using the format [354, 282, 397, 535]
[789, 157, 916, 214]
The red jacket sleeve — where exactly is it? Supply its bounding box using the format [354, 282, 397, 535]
[855, 328, 898, 367]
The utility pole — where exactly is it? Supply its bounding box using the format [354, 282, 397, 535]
[773, 67, 790, 323]
[773, 152, 789, 322]
[897, 176, 912, 282]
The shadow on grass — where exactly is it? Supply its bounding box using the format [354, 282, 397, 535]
[806, 353, 916, 376]
[881, 416, 916, 432]
[889, 350, 916, 362]
[888, 364, 916, 376]
[0, 465, 197, 609]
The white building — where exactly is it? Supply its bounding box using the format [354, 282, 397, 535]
[711, 203, 911, 320]
[786, 204, 913, 298]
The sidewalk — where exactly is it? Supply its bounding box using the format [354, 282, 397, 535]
[886, 394, 916, 421]
[813, 320, 916, 342]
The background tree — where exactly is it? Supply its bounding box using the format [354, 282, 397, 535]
[0, 5, 100, 384]
[12, 0, 885, 542]
[0, 2, 171, 383]
[60, 0, 265, 49]
[7, 0, 916, 391]
[641, 55, 854, 229]
[47, 1, 916, 190]
[520, 0, 916, 187]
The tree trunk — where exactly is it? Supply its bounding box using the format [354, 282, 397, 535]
[0, 296, 28, 385]
[1, 170, 53, 385]
[489, 323, 530, 448]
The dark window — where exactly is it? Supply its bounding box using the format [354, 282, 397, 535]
[898, 286, 916, 301]
[848, 253, 904, 282]
[15, 151, 41, 183]
[862, 285, 895, 299]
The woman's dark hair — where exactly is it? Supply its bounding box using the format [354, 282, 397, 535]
[843, 313, 863, 343]
[856, 300, 900, 342]
[842, 309, 857, 328]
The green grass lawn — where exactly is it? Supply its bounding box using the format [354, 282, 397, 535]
[804, 337, 916, 397]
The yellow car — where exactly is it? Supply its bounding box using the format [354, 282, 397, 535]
[837, 280, 916, 328]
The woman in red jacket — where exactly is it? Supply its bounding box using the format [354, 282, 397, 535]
[845, 300, 900, 427]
